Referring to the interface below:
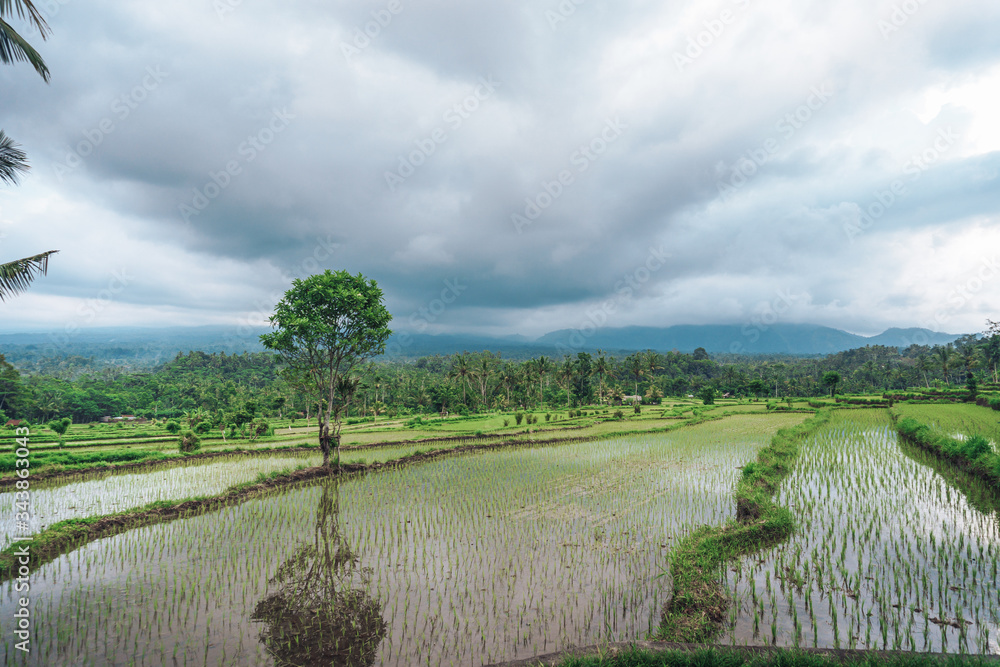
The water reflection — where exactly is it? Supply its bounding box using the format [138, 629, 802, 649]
[252, 479, 386, 666]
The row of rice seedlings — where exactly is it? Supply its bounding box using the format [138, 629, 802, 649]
[893, 403, 1000, 449]
[0, 452, 323, 549]
[719, 409, 1000, 654]
[0, 414, 798, 666]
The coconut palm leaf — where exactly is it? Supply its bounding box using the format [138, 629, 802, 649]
[0, 130, 29, 185]
[0, 0, 50, 82]
[0, 250, 58, 301]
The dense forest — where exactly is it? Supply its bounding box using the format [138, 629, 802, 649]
[2, 322, 998, 426]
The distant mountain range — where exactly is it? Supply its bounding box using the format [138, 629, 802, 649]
[0, 324, 966, 370]
[529, 324, 964, 356]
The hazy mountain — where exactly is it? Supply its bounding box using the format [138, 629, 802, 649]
[0, 324, 966, 372]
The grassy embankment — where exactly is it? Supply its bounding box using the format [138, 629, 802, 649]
[890, 406, 1000, 488]
[657, 409, 832, 642]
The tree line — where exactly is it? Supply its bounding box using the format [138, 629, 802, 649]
[3, 322, 998, 426]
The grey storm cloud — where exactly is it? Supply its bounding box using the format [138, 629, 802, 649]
[1, 0, 999, 337]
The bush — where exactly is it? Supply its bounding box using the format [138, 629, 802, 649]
[165, 420, 181, 434]
[503, 419, 509, 427]
[514, 412, 524, 426]
[613, 410, 624, 420]
[545, 413, 551, 422]
[958, 434, 992, 461]
[179, 431, 201, 453]
[633, 404, 641, 414]
[193, 421, 212, 435]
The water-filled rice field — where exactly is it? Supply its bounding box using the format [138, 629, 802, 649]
[0, 413, 801, 666]
[0, 452, 323, 549]
[721, 409, 1000, 654]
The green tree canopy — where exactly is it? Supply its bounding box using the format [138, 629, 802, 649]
[261, 270, 392, 468]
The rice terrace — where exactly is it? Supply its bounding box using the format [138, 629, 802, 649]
[2, 323, 1000, 665]
[4, 0, 1000, 665]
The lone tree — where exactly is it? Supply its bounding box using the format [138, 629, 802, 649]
[822, 371, 841, 398]
[261, 271, 392, 469]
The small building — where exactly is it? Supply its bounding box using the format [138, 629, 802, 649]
[621, 395, 642, 405]
[4, 419, 23, 428]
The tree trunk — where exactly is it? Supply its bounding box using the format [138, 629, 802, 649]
[319, 420, 332, 468]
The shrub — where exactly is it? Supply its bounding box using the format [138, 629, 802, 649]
[545, 413, 551, 422]
[178, 431, 201, 453]
[193, 421, 212, 435]
[503, 419, 509, 427]
[164, 420, 181, 434]
[958, 434, 992, 461]
[613, 410, 624, 420]
[633, 404, 641, 414]
[514, 412, 524, 426]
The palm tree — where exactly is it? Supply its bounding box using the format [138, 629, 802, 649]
[624, 354, 644, 395]
[0, 250, 58, 301]
[592, 353, 611, 404]
[0, 1, 50, 81]
[557, 356, 575, 407]
[534, 356, 553, 406]
[2, 3, 56, 301]
[936, 344, 953, 386]
[447, 353, 471, 405]
[916, 355, 933, 389]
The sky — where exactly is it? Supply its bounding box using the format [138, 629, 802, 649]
[1, 0, 999, 341]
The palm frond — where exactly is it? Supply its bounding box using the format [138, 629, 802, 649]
[0, 0, 50, 36]
[0, 130, 29, 185]
[0, 0, 50, 82]
[0, 250, 58, 301]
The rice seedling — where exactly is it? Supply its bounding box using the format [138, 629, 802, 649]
[0, 452, 323, 549]
[0, 414, 803, 666]
[720, 409, 1000, 655]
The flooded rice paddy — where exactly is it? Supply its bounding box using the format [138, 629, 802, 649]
[0, 452, 324, 549]
[721, 410, 1000, 654]
[1, 414, 800, 666]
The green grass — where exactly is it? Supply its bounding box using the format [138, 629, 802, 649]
[657, 409, 831, 643]
[891, 410, 1000, 488]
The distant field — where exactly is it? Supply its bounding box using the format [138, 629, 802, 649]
[893, 402, 1000, 444]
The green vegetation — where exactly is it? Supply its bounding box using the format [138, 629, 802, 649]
[719, 410, 999, 653]
[551, 646, 1000, 667]
[892, 413, 1000, 487]
[260, 270, 393, 468]
[658, 410, 830, 643]
[0, 414, 800, 664]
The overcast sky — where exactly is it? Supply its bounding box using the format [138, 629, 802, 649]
[2, 0, 999, 340]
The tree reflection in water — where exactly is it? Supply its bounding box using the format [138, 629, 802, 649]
[252, 479, 386, 666]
